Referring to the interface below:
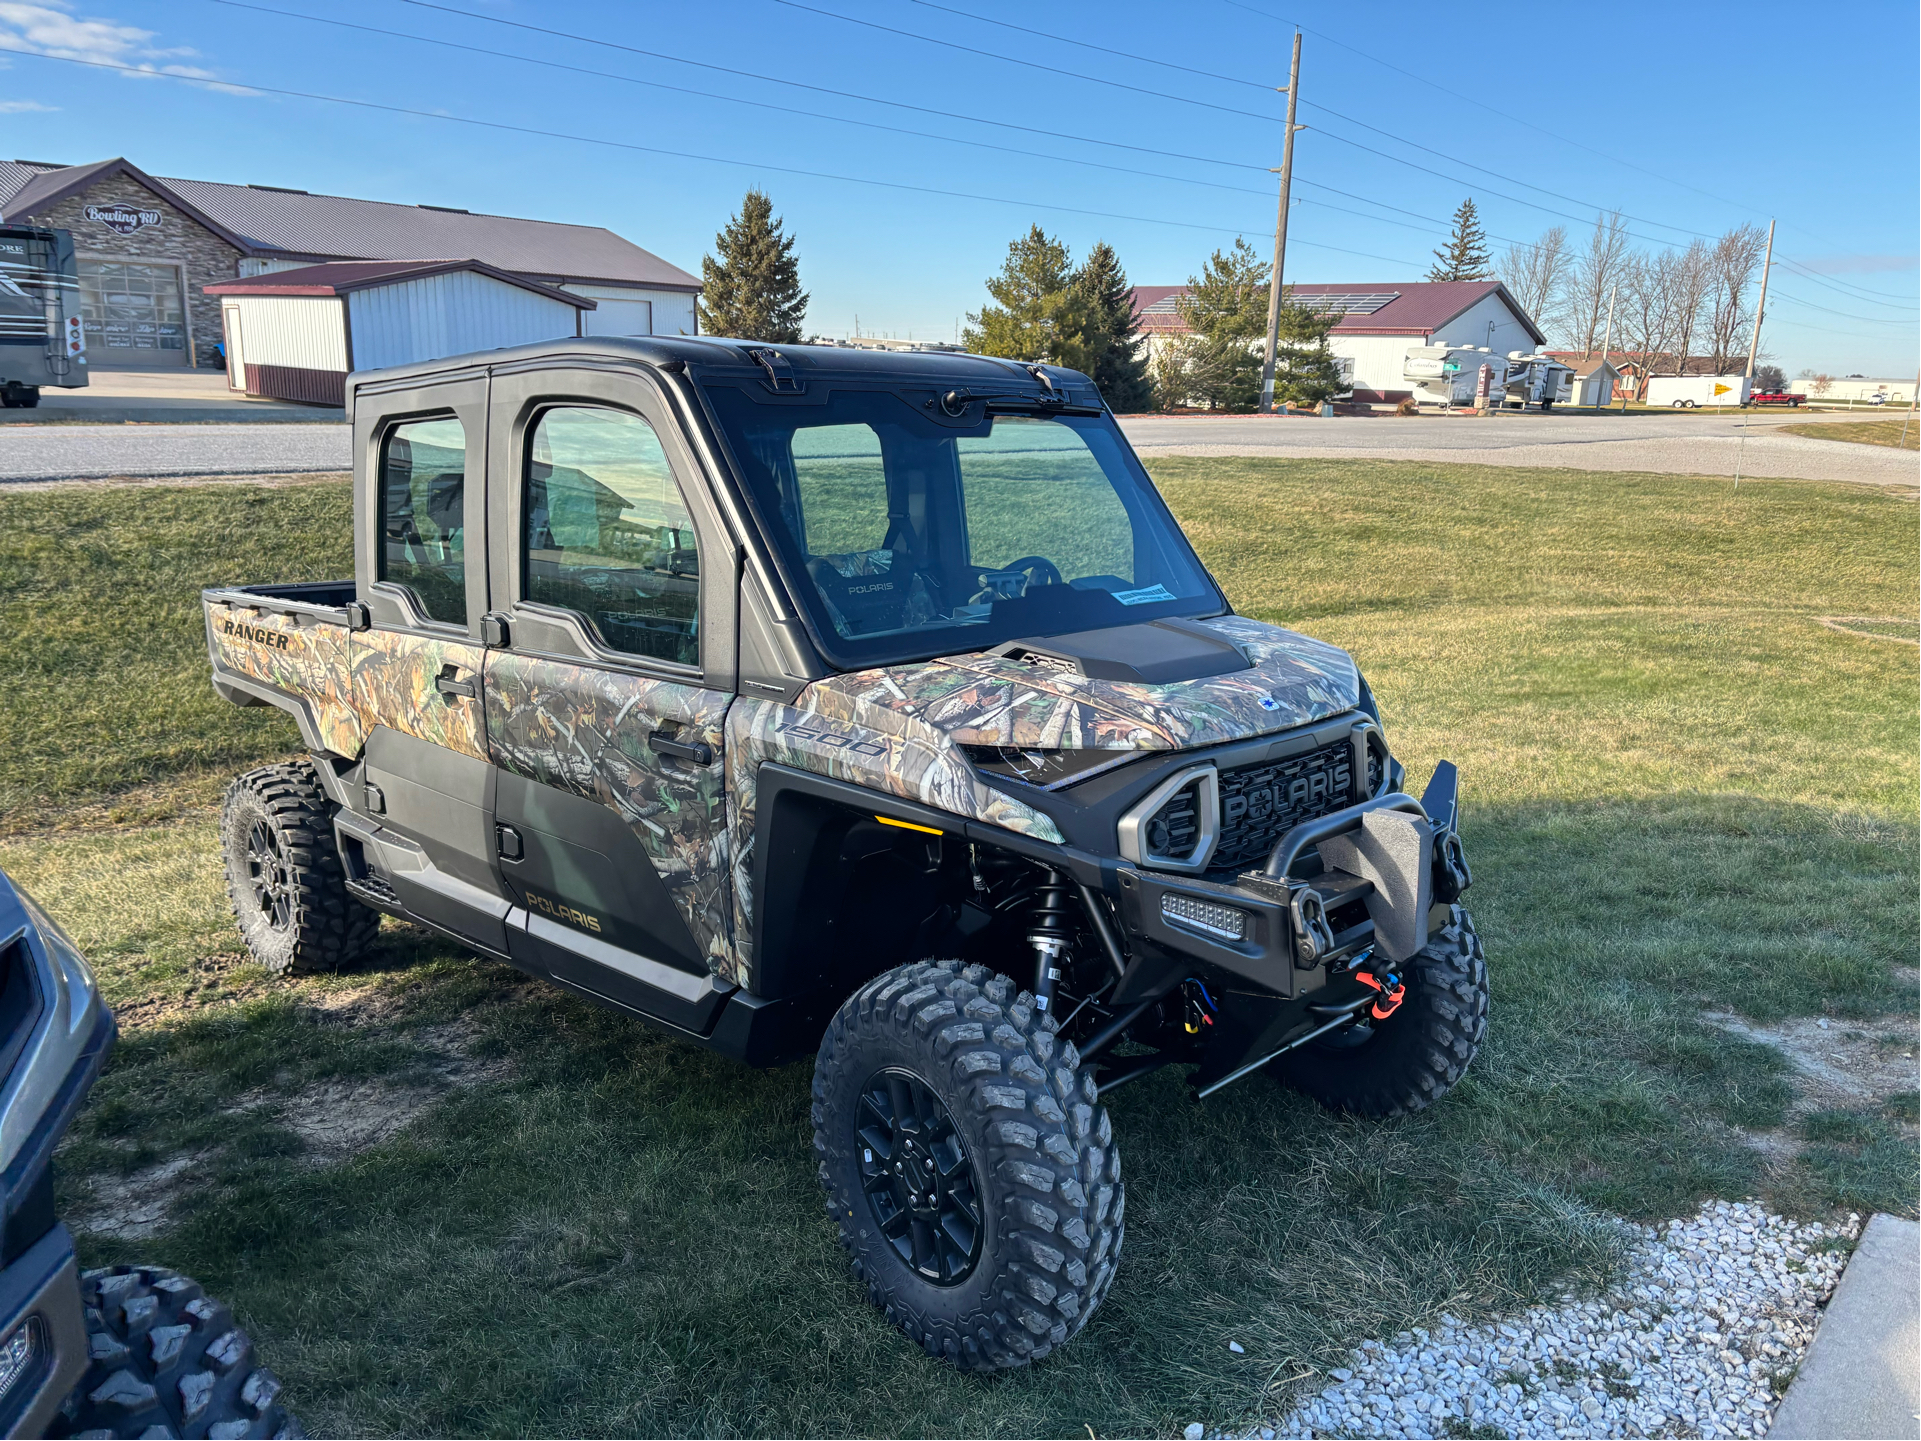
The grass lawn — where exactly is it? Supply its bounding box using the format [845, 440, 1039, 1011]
[0, 461, 1915, 1437]
[1781, 418, 1921, 450]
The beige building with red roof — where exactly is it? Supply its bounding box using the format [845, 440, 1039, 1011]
[1132, 280, 1546, 403]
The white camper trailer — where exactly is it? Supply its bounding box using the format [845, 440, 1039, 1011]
[1501, 352, 1576, 411]
[1403, 344, 1504, 408]
[1645, 374, 1751, 408]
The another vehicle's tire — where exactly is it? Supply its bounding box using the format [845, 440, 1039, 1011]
[813, 958, 1122, 1371]
[1270, 906, 1488, 1118]
[52, 1266, 299, 1439]
[221, 761, 377, 975]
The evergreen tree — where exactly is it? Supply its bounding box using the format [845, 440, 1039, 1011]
[1070, 240, 1155, 411]
[963, 225, 1094, 371]
[1268, 295, 1347, 409]
[698, 189, 808, 342]
[1427, 198, 1493, 282]
[1162, 238, 1269, 411]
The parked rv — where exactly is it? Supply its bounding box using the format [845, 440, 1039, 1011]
[1500, 353, 1575, 412]
[1403, 345, 1502, 408]
[0, 226, 87, 409]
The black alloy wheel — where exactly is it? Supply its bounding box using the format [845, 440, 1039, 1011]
[857, 1067, 983, 1286]
[245, 820, 294, 932]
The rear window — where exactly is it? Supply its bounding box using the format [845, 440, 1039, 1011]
[378, 417, 467, 625]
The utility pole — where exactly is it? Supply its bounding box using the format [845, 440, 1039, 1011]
[1598, 284, 1616, 407]
[1258, 31, 1303, 415]
[1744, 217, 1775, 378]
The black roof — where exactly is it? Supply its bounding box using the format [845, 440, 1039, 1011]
[349, 335, 1097, 396]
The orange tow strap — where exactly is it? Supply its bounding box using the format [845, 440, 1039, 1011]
[1354, 969, 1407, 1021]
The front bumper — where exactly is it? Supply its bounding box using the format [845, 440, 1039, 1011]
[1114, 766, 1467, 997]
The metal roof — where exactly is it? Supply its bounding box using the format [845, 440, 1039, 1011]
[0, 158, 699, 292]
[204, 258, 595, 307]
[1130, 280, 1545, 345]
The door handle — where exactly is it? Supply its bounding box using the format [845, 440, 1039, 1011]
[650, 729, 714, 766]
[435, 665, 477, 700]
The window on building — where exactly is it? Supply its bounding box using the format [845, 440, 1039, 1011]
[379, 417, 468, 625]
[524, 406, 699, 668]
[75, 261, 187, 364]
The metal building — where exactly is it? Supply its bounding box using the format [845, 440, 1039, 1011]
[204, 259, 595, 405]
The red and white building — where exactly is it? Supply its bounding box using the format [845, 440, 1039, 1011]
[1131, 280, 1546, 403]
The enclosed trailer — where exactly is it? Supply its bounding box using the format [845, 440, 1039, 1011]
[205, 258, 594, 406]
[0, 225, 88, 407]
[1645, 374, 1751, 408]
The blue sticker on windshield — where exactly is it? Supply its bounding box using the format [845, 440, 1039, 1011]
[1112, 584, 1176, 606]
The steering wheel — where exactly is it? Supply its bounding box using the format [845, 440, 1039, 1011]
[971, 556, 1063, 602]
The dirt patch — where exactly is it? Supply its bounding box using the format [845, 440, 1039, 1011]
[1705, 1010, 1917, 1112]
[69, 1010, 510, 1240]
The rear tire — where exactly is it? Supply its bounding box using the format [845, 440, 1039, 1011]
[1270, 906, 1488, 1118]
[52, 1266, 299, 1439]
[812, 959, 1123, 1371]
[221, 761, 377, 976]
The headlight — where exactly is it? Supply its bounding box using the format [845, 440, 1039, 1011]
[1160, 893, 1249, 941]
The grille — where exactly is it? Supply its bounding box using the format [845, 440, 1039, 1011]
[1210, 740, 1357, 872]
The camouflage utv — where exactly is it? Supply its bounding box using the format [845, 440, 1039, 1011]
[202, 338, 1486, 1370]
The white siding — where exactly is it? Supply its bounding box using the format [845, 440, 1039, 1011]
[346, 271, 581, 371]
[1328, 334, 1427, 396]
[560, 283, 701, 336]
[221, 295, 347, 371]
[1432, 292, 1539, 361]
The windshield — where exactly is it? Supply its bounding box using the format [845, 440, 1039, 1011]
[702, 385, 1223, 667]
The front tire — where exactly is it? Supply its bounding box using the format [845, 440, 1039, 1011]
[221, 761, 377, 975]
[1270, 906, 1488, 1117]
[812, 959, 1123, 1371]
[52, 1266, 299, 1439]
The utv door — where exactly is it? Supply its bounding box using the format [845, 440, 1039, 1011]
[352, 372, 512, 952]
[482, 362, 739, 1033]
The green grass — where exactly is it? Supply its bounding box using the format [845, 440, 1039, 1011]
[1781, 419, 1921, 450]
[0, 459, 1914, 1436]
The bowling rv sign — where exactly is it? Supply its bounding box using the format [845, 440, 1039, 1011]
[85, 203, 162, 236]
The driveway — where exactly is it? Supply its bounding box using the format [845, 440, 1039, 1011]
[1, 409, 1909, 487]
[0, 423, 349, 482]
[1119, 409, 1916, 486]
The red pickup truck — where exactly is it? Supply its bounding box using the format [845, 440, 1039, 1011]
[1750, 390, 1806, 407]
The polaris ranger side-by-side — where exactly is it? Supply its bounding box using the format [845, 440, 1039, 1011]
[202, 338, 1486, 1370]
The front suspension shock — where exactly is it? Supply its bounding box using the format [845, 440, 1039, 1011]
[1026, 867, 1074, 1015]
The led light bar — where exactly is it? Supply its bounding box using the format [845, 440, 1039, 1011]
[0, 1317, 40, 1402]
[1160, 893, 1248, 942]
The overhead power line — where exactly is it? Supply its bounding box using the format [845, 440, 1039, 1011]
[1773, 257, 1920, 309]
[873, 0, 1723, 245]
[205, 0, 1505, 253]
[6, 46, 1426, 267]
[1765, 288, 1919, 326]
[769, 0, 1284, 122]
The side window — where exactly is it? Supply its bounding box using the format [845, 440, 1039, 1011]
[379, 417, 469, 625]
[524, 406, 700, 668]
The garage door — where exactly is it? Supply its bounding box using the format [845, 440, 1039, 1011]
[77, 260, 189, 367]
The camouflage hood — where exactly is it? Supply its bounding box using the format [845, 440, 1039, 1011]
[800, 615, 1360, 755]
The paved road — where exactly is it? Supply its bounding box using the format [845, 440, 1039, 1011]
[0, 422, 349, 481]
[1, 411, 1910, 486]
[1120, 410, 1916, 486]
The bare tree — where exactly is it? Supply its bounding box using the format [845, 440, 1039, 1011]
[1564, 212, 1630, 355]
[1808, 373, 1834, 398]
[1617, 252, 1677, 400]
[1705, 223, 1769, 372]
[1497, 225, 1569, 337]
[1661, 239, 1714, 375]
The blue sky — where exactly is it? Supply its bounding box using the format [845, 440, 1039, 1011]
[3, 0, 1915, 375]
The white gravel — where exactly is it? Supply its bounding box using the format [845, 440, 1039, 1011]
[1191, 1200, 1860, 1441]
